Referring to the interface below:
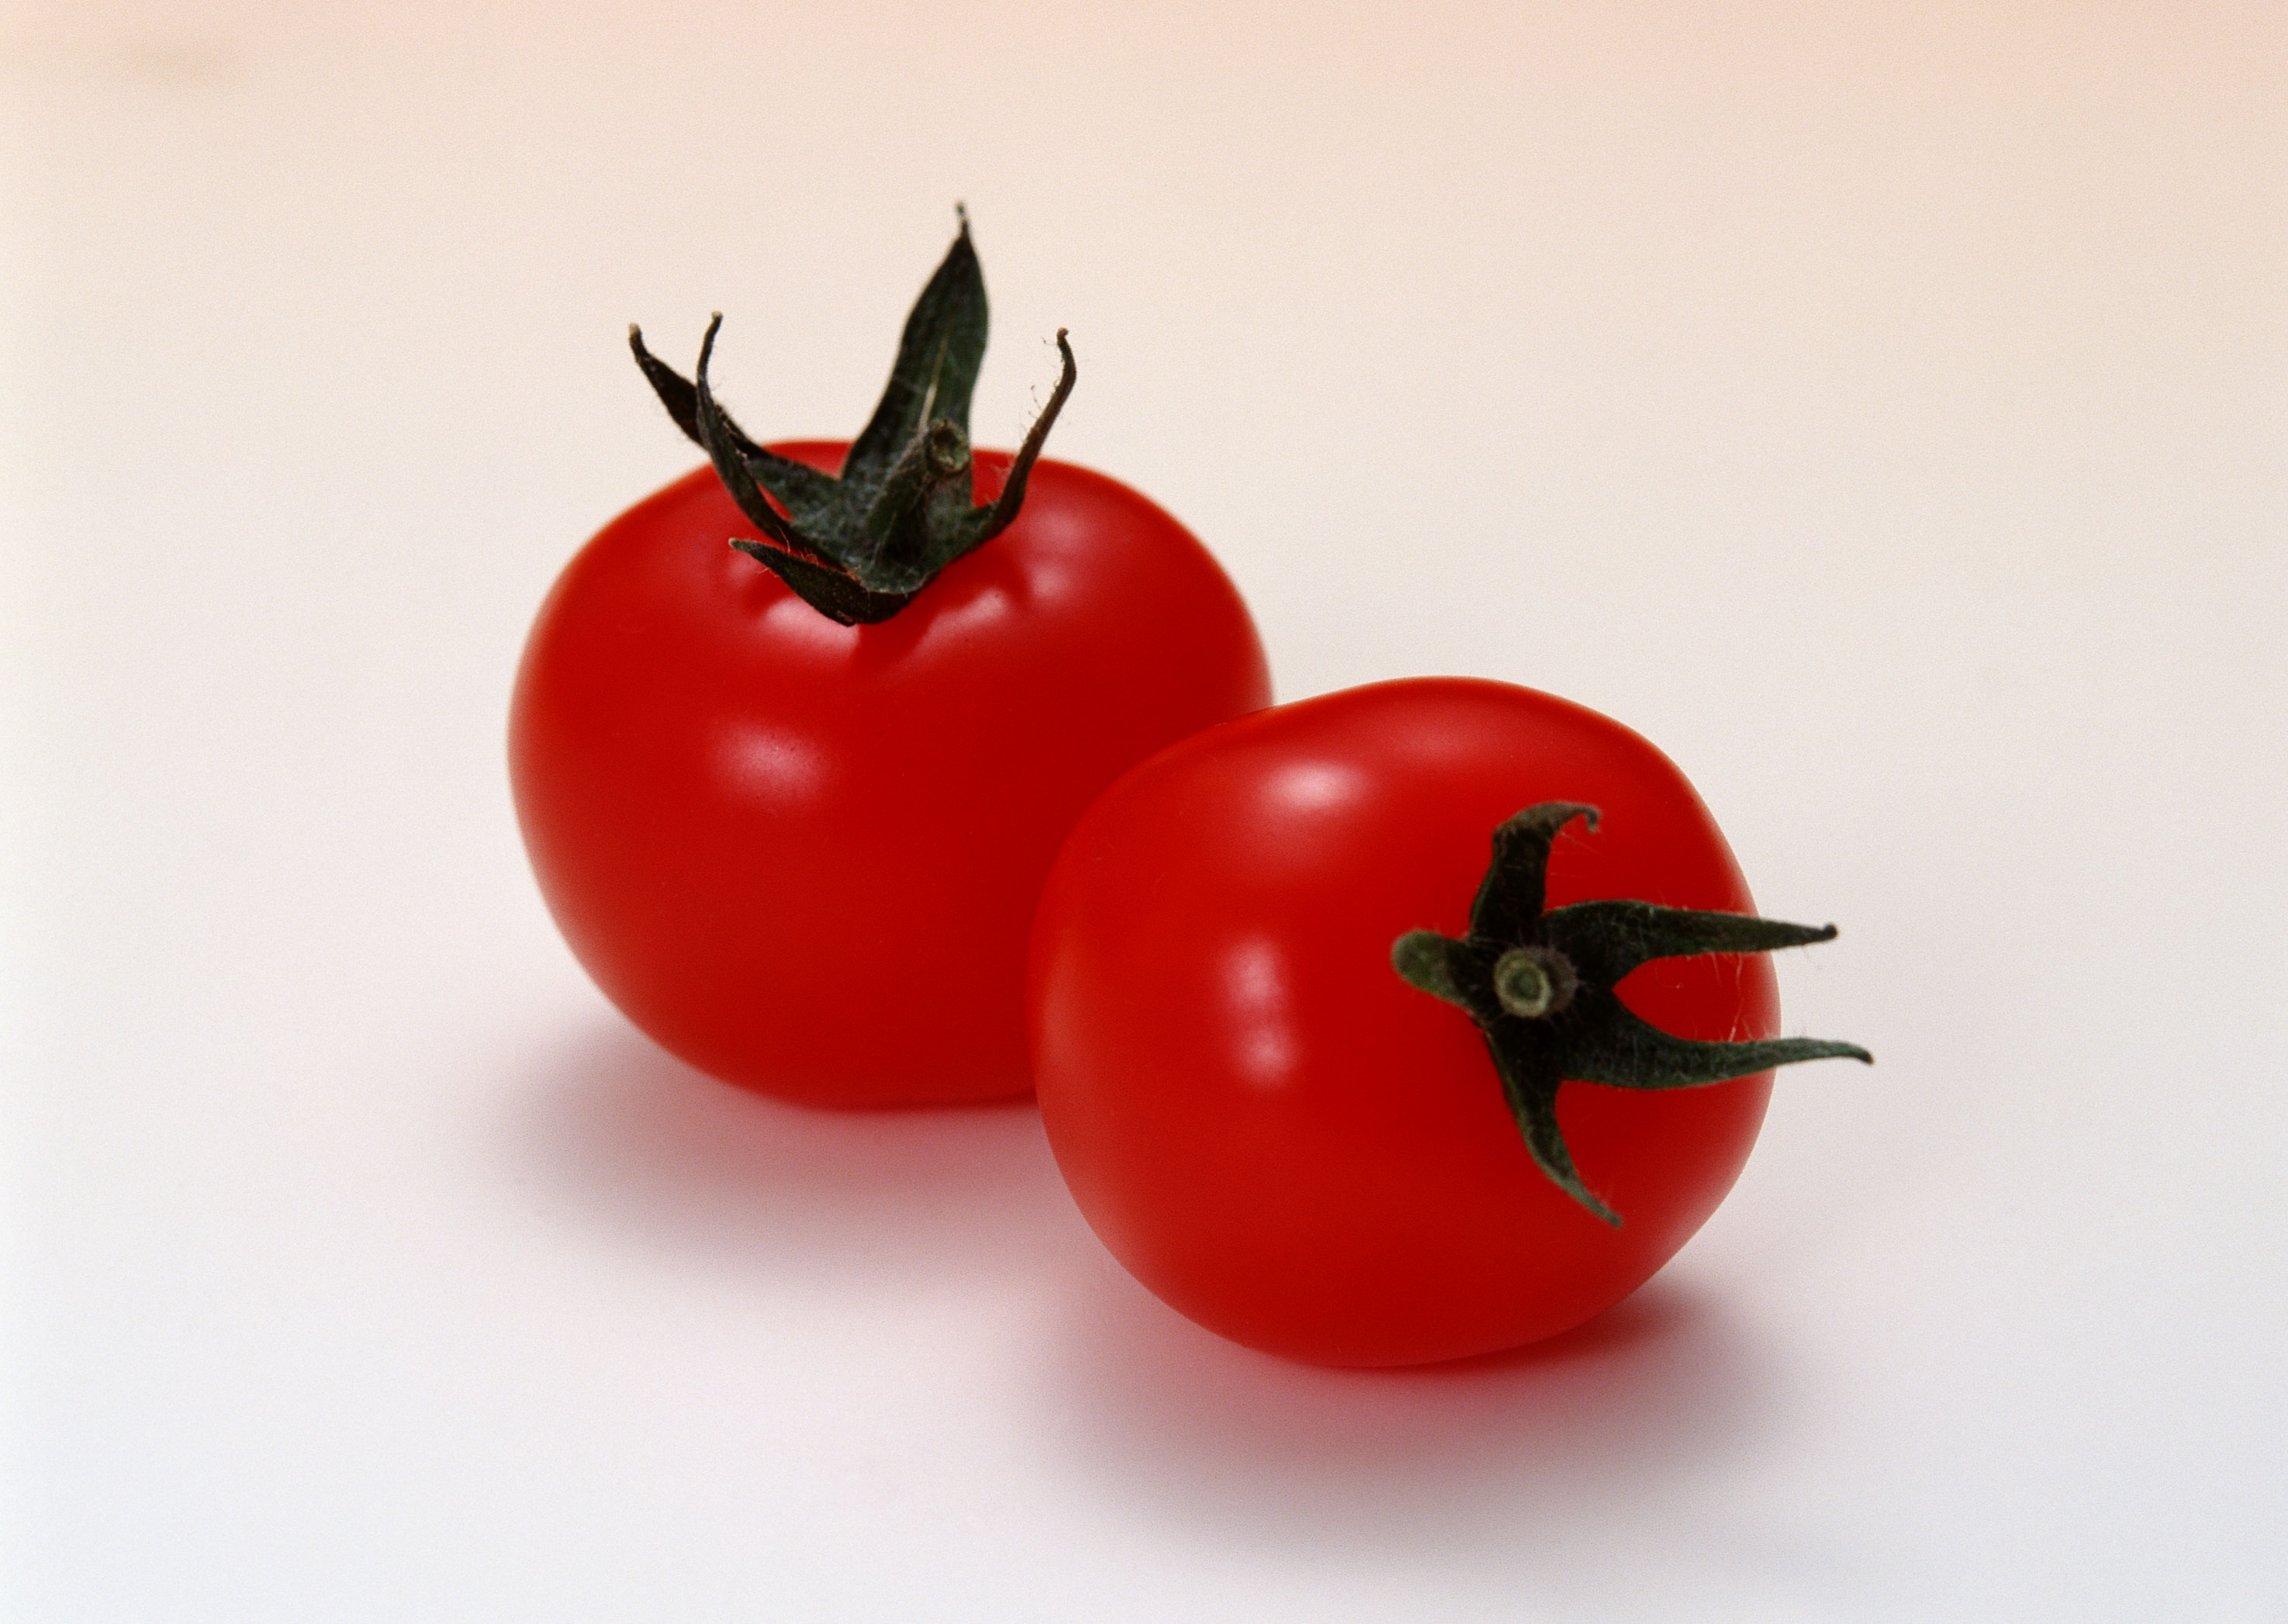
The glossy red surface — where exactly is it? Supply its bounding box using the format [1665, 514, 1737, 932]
[512, 445, 1270, 1105]
[1028, 678, 1777, 1364]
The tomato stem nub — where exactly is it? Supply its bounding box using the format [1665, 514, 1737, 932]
[1493, 946, 1577, 1018]
[1391, 803, 1871, 1227]
[627, 213, 1078, 625]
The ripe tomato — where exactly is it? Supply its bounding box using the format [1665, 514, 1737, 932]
[513, 445, 1267, 1104]
[1028, 677, 1864, 1365]
[511, 226, 1269, 1105]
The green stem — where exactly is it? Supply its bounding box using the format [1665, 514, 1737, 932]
[627, 213, 1077, 625]
[1393, 802, 1870, 1225]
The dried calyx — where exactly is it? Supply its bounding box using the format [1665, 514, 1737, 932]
[1392, 802, 1872, 1226]
[627, 214, 1077, 625]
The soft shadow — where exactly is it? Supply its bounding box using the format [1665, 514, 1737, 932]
[1031, 1242, 1782, 1559]
[503, 1018, 1078, 1291]
[507, 1017, 1786, 1565]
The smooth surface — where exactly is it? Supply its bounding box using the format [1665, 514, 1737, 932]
[4, 2, 2283, 1618]
[510, 447, 1267, 1104]
[1029, 679, 1782, 1366]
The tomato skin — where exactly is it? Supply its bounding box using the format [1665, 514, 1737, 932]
[1027, 677, 1776, 1365]
[510, 444, 1270, 1106]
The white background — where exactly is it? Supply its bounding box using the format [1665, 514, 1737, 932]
[5, 2, 2284, 1618]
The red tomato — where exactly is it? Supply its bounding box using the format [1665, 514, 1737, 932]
[512, 444, 1269, 1105]
[1028, 676, 1862, 1365]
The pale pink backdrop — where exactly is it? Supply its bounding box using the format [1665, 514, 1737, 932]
[4, 2, 2283, 1617]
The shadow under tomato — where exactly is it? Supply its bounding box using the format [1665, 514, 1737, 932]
[1030, 1239, 1783, 1560]
[503, 1018, 1082, 1292]
[507, 1016, 1792, 1572]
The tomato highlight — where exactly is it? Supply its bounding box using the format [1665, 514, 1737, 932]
[1028, 678, 1867, 1365]
[511, 223, 1270, 1105]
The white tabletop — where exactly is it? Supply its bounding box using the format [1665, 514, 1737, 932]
[5, 4, 2283, 1618]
